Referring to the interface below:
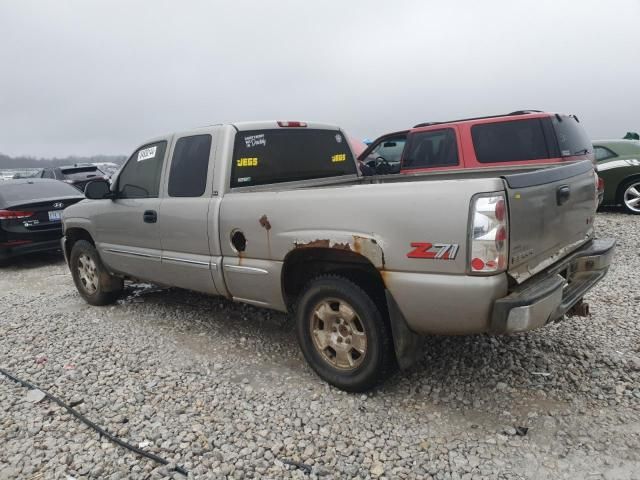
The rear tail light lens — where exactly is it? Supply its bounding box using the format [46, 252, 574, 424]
[0, 210, 34, 220]
[469, 194, 508, 274]
[595, 173, 603, 208]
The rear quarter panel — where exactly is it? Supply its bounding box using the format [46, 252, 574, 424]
[219, 177, 506, 275]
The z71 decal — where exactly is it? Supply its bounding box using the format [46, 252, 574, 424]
[407, 242, 459, 260]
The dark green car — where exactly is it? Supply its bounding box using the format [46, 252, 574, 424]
[594, 140, 640, 214]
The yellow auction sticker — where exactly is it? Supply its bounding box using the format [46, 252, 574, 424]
[331, 153, 346, 163]
[237, 157, 258, 167]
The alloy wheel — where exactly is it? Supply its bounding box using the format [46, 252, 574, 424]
[310, 298, 367, 370]
[623, 182, 640, 213]
[77, 254, 98, 294]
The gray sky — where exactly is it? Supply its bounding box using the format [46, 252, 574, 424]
[1, 0, 639, 158]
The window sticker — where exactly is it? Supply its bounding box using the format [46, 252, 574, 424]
[237, 157, 259, 167]
[137, 146, 157, 162]
[331, 153, 347, 163]
[335, 134, 343, 143]
[237, 177, 251, 183]
[244, 134, 266, 148]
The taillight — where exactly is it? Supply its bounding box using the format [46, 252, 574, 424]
[277, 121, 307, 127]
[594, 173, 603, 208]
[469, 193, 508, 274]
[0, 210, 34, 220]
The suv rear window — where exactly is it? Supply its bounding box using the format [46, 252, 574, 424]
[61, 166, 103, 179]
[552, 115, 592, 156]
[231, 129, 356, 188]
[471, 118, 550, 163]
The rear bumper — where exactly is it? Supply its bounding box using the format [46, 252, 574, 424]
[0, 238, 63, 261]
[490, 238, 615, 333]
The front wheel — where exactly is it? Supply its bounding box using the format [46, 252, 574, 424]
[620, 179, 640, 214]
[295, 275, 395, 392]
[70, 240, 123, 305]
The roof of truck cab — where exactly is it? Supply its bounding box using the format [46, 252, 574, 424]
[232, 121, 340, 131]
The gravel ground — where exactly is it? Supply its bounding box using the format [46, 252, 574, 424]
[1, 211, 639, 480]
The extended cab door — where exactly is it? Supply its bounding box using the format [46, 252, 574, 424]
[155, 131, 221, 294]
[95, 140, 169, 281]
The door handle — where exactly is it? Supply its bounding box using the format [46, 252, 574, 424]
[556, 185, 571, 206]
[143, 210, 158, 223]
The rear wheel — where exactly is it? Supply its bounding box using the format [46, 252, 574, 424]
[295, 275, 395, 392]
[70, 240, 123, 305]
[620, 179, 640, 214]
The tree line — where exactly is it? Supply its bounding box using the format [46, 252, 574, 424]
[0, 153, 126, 170]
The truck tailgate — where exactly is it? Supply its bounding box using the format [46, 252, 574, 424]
[503, 160, 596, 283]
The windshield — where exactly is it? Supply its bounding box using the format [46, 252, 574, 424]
[367, 137, 407, 164]
[552, 115, 592, 156]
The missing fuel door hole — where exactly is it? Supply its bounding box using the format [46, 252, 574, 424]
[231, 230, 247, 252]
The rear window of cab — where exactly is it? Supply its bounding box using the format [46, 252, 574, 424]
[231, 129, 356, 188]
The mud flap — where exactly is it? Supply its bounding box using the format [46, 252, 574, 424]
[385, 290, 425, 370]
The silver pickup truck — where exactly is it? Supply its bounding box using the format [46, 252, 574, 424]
[62, 121, 615, 391]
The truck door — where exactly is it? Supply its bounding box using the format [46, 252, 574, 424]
[156, 131, 222, 294]
[95, 140, 168, 281]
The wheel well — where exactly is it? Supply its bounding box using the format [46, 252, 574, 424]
[64, 228, 95, 259]
[282, 248, 387, 313]
[616, 174, 640, 203]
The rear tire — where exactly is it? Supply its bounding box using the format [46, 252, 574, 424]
[295, 275, 395, 392]
[620, 178, 640, 214]
[70, 240, 123, 305]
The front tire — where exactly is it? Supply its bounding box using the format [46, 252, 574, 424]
[620, 178, 640, 214]
[296, 275, 395, 392]
[70, 240, 123, 305]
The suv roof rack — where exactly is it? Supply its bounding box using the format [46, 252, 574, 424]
[413, 110, 543, 128]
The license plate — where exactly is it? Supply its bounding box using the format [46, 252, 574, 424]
[48, 210, 63, 222]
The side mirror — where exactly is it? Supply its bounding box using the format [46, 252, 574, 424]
[85, 180, 113, 200]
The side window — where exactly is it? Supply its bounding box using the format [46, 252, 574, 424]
[402, 129, 459, 168]
[594, 146, 617, 162]
[117, 141, 167, 199]
[168, 134, 212, 197]
[472, 119, 549, 163]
